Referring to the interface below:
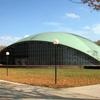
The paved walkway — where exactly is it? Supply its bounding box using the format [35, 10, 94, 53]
[0, 80, 100, 100]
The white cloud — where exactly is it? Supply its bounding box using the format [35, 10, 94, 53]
[84, 24, 100, 34]
[24, 35, 29, 38]
[43, 22, 61, 26]
[0, 35, 21, 46]
[92, 24, 100, 34]
[43, 21, 84, 36]
[65, 12, 80, 19]
[83, 26, 91, 30]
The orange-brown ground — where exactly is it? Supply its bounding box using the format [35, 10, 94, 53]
[0, 68, 100, 88]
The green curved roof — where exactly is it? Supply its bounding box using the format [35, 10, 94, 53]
[17, 32, 100, 61]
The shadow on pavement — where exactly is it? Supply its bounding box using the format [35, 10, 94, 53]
[0, 86, 99, 100]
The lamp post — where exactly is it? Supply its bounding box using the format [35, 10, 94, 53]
[53, 39, 59, 84]
[6, 51, 10, 76]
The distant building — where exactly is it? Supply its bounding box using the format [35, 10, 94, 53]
[0, 32, 100, 65]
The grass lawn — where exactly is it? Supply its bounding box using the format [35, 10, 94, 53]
[0, 67, 100, 88]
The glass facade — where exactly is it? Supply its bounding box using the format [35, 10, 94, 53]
[0, 41, 100, 65]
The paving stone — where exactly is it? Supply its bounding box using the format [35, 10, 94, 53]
[0, 80, 99, 100]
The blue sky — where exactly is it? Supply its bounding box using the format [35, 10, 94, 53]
[0, 0, 100, 45]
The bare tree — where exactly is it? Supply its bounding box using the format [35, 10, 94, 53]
[0, 45, 6, 51]
[69, 0, 100, 10]
[81, 0, 100, 10]
[96, 40, 100, 46]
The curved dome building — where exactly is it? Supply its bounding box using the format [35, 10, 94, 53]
[0, 32, 100, 65]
